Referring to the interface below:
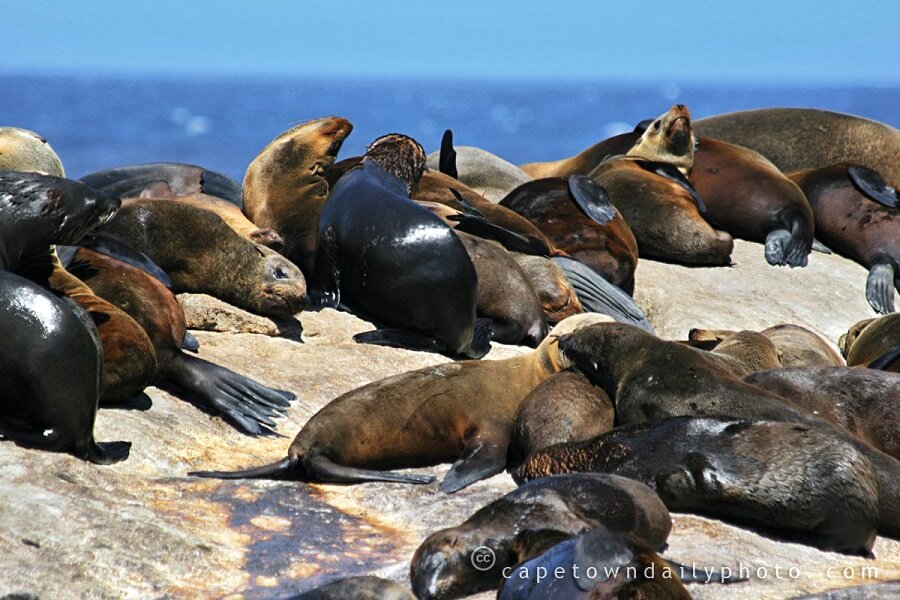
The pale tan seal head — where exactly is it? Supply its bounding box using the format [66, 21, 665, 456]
[364, 133, 427, 193]
[538, 313, 616, 372]
[627, 104, 695, 174]
[0, 127, 65, 176]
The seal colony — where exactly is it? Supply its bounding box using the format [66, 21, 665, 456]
[2, 104, 900, 599]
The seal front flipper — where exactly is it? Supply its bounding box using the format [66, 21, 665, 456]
[848, 165, 899, 208]
[439, 434, 507, 493]
[812, 239, 833, 254]
[634, 160, 707, 214]
[866, 263, 896, 315]
[552, 256, 654, 333]
[308, 225, 341, 309]
[84, 440, 132, 465]
[353, 329, 442, 352]
[567, 175, 617, 225]
[439, 129, 458, 179]
[448, 189, 550, 256]
[165, 353, 294, 436]
[181, 331, 200, 353]
[764, 215, 811, 268]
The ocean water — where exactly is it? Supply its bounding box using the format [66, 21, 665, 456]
[2, 73, 898, 182]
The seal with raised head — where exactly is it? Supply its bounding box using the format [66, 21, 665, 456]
[410, 473, 672, 600]
[497, 527, 691, 600]
[588, 105, 734, 266]
[695, 108, 900, 186]
[839, 313, 900, 371]
[243, 117, 354, 276]
[191, 314, 613, 492]
[789, 163, 900, 314]
[64, 246, 294, 435]
[745, 367, 900, 460]
[309, 133, 490, 358]
[507, 369, 614, 470]
[100, 198, 308, 319]
[515, 416, 897, 556]
[0, 171, 129, 463]
[499, 175, 639, 292]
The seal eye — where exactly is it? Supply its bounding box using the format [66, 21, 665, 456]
[652, 121, 661, 130]
[273, 266, 288, 280]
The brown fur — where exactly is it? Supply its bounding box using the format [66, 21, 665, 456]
[841, 314, 900, 372]
[512, 253, 584, 323]
[709, 331, 783, 377]
[242, 117, 353, 275]
[0, 127, 65, 176]
[691, 324, 844, 368]
[519, 131, 637, 179]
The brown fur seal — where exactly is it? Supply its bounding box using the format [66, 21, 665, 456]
[507, 369, 613, 470]
[840, 313, 900, 371]
[497, 527, 691, 600]
[242, 117, 354, 276]
[745, 367, 900, 460]
[690, 324, 844, 368]
[520, 128, 640, 179]
[691, 137, 815, 267]
[789, 163, 900, 314]
[65, 246, 294, 435]
[0, 171, 129, 464]
[309, 134, 491, 358]
[101, 198, 308, 319]
[499, 176, 639, 292]
[79, 163, 284, 249]
[190, 314, 613, 492]
[0, 127, 66, 176]
[695, 108, 900, 187]
[707, 330, 782, 377]
[515, 416, 898, 555]
[292, 576, 415, 600]
[556, 322, 811, 425]
[410, 473, 671, 599]
[589, 106, 734, 265]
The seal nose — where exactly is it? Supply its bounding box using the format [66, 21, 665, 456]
[676, 104, 685, 110]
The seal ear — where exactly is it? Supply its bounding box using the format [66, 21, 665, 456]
[848, 165, 898, 208]
[567, 175, 617, 225]
[635, 160, 707, 214]
[439, 129, 459, 179]
[633, 118, 654, 134]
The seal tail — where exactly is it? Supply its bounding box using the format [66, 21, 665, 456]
[551, 256, 654, 334]
[438, 129, 458, 179]
[191, 457, 295, 479]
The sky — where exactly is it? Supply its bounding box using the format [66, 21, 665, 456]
[1, 1, 898, 84]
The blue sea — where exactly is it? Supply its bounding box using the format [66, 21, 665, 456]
[2, 73, 898, 182]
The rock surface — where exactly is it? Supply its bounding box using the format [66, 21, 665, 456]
[2, 239, 899, 599]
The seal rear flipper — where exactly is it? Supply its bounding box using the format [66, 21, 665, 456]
[439, 437, 506, 493]
[567, 175, 617, 225]
[635, 160, 707, 214]
[79, 232, 175, 289]
[305, 455, 436, 485]
[448, 214, 550, 256]
[665, 560, 748, 585]
[190, 457, 296, 479]
[353, 329, 443, 352]
[464, 318, 493, 359]
[848, 165, 899, 208]
[85, 440, 131, 465]
[166, 353, 294, 436]
[552, 256, 654, 334]
[438, 129, 458, 179]
[866, 263, 896, 315]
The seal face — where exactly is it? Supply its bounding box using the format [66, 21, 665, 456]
[410, 473, 671, 600]
[310, 134, 490, 358]
[515, 416, 884, 556]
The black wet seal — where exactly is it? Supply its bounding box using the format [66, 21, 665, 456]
[206, 480, 404, 599]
